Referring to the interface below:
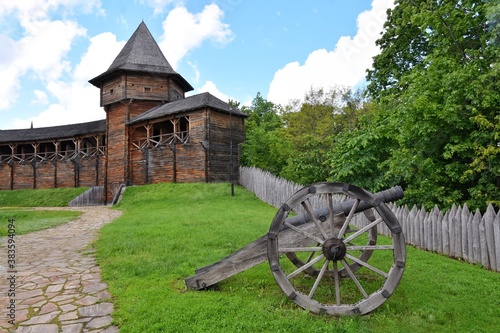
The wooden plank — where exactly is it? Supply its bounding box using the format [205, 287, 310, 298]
[401, 205, 410, 242]
[472, 210, 481, 264]
[185, 220, 325, 289]
[483, 205, 496, 271]
[442, 210, 450, 256]
[422, 208, 429, 250]
[461, 204, 470, 262]
[426, 212, 432, 250]
[435, 207, 443, 254]
[450, 205, 458, 257]
[413, 206, 420, 247]
[185, 233, 268, 289]
[478, 210, 490, 269]
[493, 209, 500, 272]
[407, 206, 416, 246]
[467, 210, 474, 264]
[454, 206, 462, 259]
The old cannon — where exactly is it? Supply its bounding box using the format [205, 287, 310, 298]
[185, 182, 406, 315]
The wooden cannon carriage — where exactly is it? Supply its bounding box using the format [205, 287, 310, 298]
[185, 182, 406, 315]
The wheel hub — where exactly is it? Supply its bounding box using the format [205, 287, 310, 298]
[322, 238, 346, 261]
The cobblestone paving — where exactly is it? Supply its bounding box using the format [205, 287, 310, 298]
[0, 207, 122, 333]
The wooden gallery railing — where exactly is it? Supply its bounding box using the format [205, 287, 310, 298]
[0, 137, 105, 165]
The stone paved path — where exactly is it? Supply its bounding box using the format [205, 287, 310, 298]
[0, 207, 122, 333]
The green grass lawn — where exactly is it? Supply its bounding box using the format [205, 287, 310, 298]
[96, 183, 500, 333]
[0, 187, 87, 207]
[0, 209, 82, 236]
[0, 187, 85, 235]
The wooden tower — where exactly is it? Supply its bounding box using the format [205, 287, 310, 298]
[89, 21, 193, 203]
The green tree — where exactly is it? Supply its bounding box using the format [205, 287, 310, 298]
[240, 93, 290, 175]
[365, 0, 499, 210]
[326, 103, 397, 192]
[281, 87, 373, 185]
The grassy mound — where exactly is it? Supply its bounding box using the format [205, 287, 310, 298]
[0, 187, 88, 207]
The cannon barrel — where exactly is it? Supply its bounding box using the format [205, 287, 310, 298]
[185, 185, 404, 290]
[284, 185, 404, 229]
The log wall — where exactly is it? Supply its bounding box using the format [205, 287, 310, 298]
[12, 163, 33, 189]
[207, 110, 245, 183]
[36, 162, 56, 189]
[100, 73, 183, 107]
[128, 111, 207, 185]
[127, 109, 245, 186]
[104, 100, 162, 202]
[0, 164, 11, 189]
[0, 157, 105, 191]
[56, 160, 78, 188]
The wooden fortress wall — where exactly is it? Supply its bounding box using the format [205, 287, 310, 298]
[0, 107, 245, 199]
[0, 157, 105, 191]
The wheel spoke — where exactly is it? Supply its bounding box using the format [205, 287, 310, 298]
[341, 259, 368, 299]
[287, 254, 325, 279]
[284, 221, 324, 244]
[344, 253, 389, 278]
[305, 244, 320, 263]
[333, 260, 340, 305]
[344, 217, 384, 243]
[327, 193, 336, 237]
[308, 259, 330, 299]
[302, 199, 329, 239]
[338, 198, 360, 238]
[279, 246, 322, 253]
[346, 245, 394, 251]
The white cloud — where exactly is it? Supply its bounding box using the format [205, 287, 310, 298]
[0, 1, 104, 22]
[141, 0, 178, 15]
[1, 2, 234, 128]
[0, 19, 86, 111]
[197, 81, 233, 102]
[186, 61, 200, 84]
[159, 4, 234, 69]
[0, 64, 21, 110]
[20, 20, 86, 81]
[10, 32, 125, 129]
[0, 0, 114, 128]
[0, 0, 105, 113]
[74, 32, 125, 81]
[196, 80, 252, 107]
[267, 0, 394, 105]
[32, 90, 48, 105]
[11, 80, 103, 129]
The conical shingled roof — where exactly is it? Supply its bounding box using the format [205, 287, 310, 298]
[89, 21, 193, 91]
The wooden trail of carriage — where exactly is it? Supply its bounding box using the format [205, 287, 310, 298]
[185, 183, 406, 315]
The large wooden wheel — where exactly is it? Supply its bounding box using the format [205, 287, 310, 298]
[267, 183, 406, 315]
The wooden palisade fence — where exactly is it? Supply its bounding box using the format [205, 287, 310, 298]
[239, 166, 500, 272]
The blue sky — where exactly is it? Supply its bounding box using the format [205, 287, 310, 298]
[0, 0, 393, 129]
